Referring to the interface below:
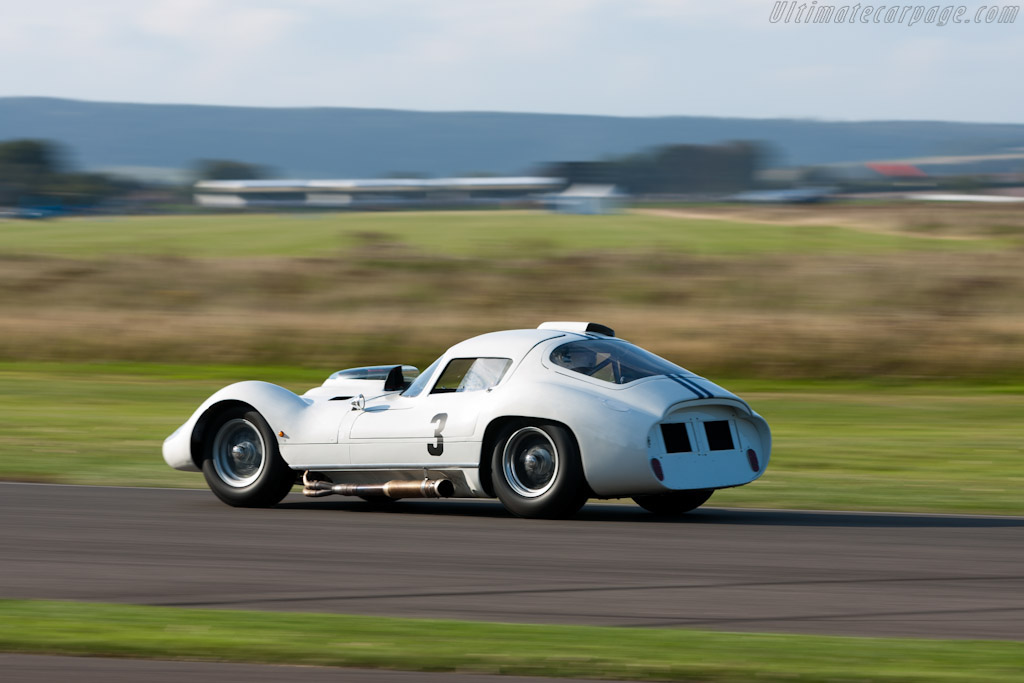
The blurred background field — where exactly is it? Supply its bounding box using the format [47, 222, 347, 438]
[2, 208, 1024, 378]
[1, 363, 1021, 515]
[2, 205, 1022, 257]
[1, 207, 1022, 514]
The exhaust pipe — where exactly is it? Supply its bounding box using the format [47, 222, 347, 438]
[302, 474, 455, 499]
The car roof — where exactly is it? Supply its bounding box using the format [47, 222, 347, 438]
[445, 328, 580, 361]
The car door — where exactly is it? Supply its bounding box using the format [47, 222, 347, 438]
[348, 357, 512, 467]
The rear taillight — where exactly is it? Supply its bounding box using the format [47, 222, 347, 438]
[746, 449, 760, 472]
[650, 458, 664, 481]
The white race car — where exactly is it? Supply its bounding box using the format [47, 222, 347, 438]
[163, 322, 771, 518]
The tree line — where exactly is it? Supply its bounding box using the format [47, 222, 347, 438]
[0, 139, 138, 210]
[0, 138, 272, 212]
[0, 137, 766, 212]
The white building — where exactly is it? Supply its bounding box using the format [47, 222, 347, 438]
[548, 184, 624, 215]
[193, 177, 564, 209]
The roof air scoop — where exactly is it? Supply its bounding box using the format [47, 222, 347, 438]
[538, 321, 616, 337]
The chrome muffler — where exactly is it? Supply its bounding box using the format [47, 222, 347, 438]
[302, 473, 455, 499]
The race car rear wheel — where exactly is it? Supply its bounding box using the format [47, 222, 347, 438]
[632, 489, 713, 516]
[201, 406, 294, 507]
[491, 422, 588, 519]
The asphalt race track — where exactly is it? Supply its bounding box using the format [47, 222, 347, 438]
[2, 482, 1022, 640]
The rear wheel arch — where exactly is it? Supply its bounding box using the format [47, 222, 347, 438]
[479, 416, 587, 498]
[483, 417, 591, 518]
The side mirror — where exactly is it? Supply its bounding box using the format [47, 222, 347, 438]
[351, 394, 365, 411]
[383, 365, 405, 392]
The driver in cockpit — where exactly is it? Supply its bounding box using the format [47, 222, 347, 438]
[557, 345, 598, 375]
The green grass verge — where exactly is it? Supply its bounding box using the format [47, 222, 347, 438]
[1, 600, 1021, 682]
[726, 379, 1024, 514]
[0, 210, 1008, 258]
[0, 362, 328, 488]
[1, 362, 1022, 515]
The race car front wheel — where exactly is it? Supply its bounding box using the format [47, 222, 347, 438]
[491, 422, 588, 518]
[632, 489, 713, 516]
[201, 406, 294, 507]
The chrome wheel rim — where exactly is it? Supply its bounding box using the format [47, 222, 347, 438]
[212, 418, 266, 488]
[502, 427, 558, 498]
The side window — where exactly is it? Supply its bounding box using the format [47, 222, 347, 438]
[430, 358, 512, 394]
[461, 357, 512, 392]
[431, 359, 475, 393]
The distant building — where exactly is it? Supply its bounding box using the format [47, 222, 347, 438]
[730, 187, 836, 204]
[547, 184, 624, 214]
[821, 152, 1024, 182]
[193, 177, 564, 209]
[906, 193, 1024, 203]
[865, 163, 929, 179]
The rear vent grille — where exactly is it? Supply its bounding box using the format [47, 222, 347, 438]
[660, 423, 692, 453]
[704, 421, 735, 451]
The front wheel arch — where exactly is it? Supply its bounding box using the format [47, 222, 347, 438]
[199, 405, 294, 507]
[190, 400, 257, 470]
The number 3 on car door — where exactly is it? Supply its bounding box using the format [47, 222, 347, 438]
[427, 413, 447, 456]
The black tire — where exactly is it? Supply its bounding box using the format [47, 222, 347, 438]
[200, 406, 294, 507]
[490, 422, 588, 519]
[632, 489, 713, 516]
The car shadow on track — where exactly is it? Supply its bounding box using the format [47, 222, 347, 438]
[275, 497, 1024, 528]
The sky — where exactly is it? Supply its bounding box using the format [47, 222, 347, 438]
[0, 0, 1021, 123]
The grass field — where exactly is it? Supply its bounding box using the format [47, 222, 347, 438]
[3, 209, 1024, 377]
[2, 600, 1021, 682]
[2, 362, 1021, 515]
[1, 208, 1017, 258]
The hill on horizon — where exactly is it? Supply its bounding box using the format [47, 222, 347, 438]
[2, 97, 1024, 179]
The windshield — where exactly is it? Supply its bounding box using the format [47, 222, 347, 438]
[550, 340, 684, 385]
[401, 357, 441, 397]
[329, 365, 419, 381]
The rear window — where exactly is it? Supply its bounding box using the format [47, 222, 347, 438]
[550, 340, 684, 385]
